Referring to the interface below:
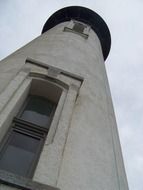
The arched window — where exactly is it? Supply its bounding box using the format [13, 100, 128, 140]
[0, 78, 62, 178]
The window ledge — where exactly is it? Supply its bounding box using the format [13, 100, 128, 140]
[0, 170, 59, 190]
[63, 27, 89, 39]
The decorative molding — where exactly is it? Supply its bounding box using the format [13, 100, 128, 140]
[26, 58, 84, 84]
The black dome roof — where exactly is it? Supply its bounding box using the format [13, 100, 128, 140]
[42, 6, 111, 60]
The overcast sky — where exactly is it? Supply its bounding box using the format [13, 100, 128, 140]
[0, 1, 143, 190]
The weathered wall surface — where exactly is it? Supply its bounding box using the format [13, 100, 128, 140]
[0, 22, 128, 190]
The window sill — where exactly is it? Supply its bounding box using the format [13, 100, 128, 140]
[63, 27, 89, 39]
[0, 170, 59, 190]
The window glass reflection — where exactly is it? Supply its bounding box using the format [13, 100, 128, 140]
[20, 96, 55, 128]
[0, 131, 40, 177]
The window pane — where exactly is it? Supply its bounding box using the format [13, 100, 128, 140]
[10, 131, 40, 153]
[0, 131, 40, 177]
[20, 96, 55, 128]
[73, 23, 85, 33]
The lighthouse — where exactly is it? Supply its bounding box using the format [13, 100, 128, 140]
[0, 6, 128, 190]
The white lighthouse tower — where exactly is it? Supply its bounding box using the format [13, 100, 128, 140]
[0, 6, 128, 190]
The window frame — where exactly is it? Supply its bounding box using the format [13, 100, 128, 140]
[0, 91, 59, 178]
[63, 19, 90, 39]
[0, 58, 83, 189]
[0, 116, 47, 178]
[72, 22, 85, 33]
[17, 95, 57, 130]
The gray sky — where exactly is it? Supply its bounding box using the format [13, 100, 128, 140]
[0, 1, 143, 189]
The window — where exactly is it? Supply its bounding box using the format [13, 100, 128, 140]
[63, 20, 89, 39]
[0, 59, 82, 189]
[0, 127, 44, 177]
[73, 22, 85, 33]
[20, 95, 55, 129]
[0, 79, 62, 178]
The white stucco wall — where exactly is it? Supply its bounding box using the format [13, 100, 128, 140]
[0, 21, 128, 190]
